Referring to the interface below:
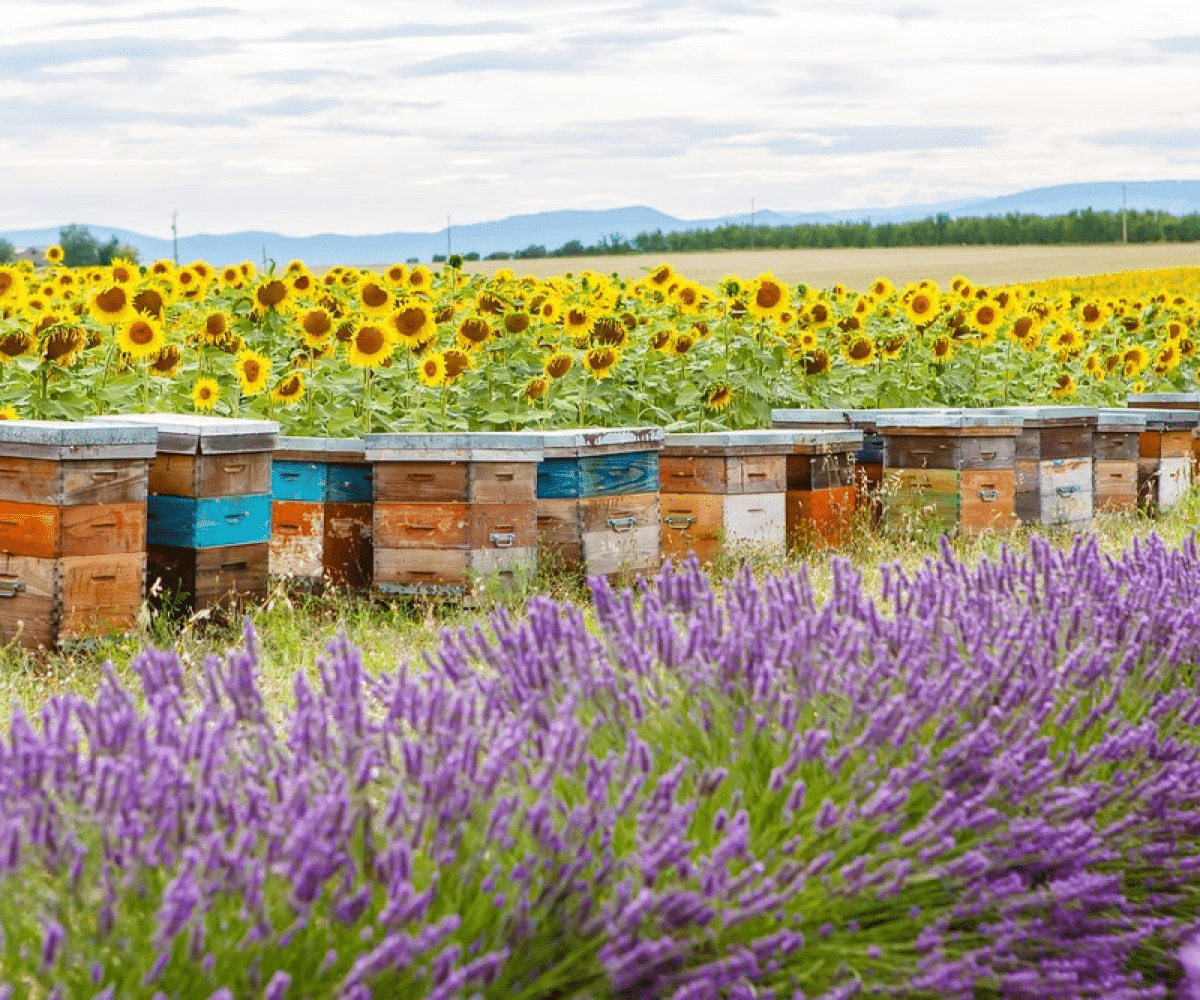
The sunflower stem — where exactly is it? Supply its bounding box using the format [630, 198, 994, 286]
[364, 367, 373, 436]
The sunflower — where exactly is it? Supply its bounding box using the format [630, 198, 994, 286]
[384, 303, 434, 346]
[932, 336, 955, 362]
[746, 273, 789, 320]
[443, 348, 471, 380]
[1078, 301, 1106, 332]
[270, 372, 305, 405]
[1153, 343, 1181, 375]
[417, 352, 447, 387]
[189, 260, 214, 283]
[406, 265, 433, 293]
[646, 263, 674, 289]
[968, 301, 1002, 336]
[1051, 374, 1076, 399]
[235, 350, 271, 395]
[219, 264, 243, 288]
[544, 352, 573, 379]
[881, 334, 907, 359]
[290, 272, 316, 298]
[533, 295, 561, 323]
[563, 305, 594, 339]
[845, 337, 874, 366]
[44, 245, 64, 264]
[0, 266, 21, 302]
[1122, 345, 1150, 378]
[592, 315, 627, 348]
[524, 376, 549, 402]
[1010, 314, 1041, 349]
[298, 307, 334, 347]
[42, 327, 86, 367]
[198, 310, 234, 346]
[673, 281, 705, 315]
[353, 276, 392, 316]
[384, 263, 408, 287]
[254, 278, 291, 313]
[805, 302, 834, 329]
[457, 314, 494, 351]
[118, 316, 165, 359]
[191, 378, 220, 412]
[347, 322, 394, 368]
[89, 284, 135, 325]
[0, 333, 32, 361]
[704, 385, 733, 411]
[148, 259, 175, 279]
[503, 311, 532, 335]
[149, 345, 182, 377]
[109, 259, 138, 286]
[583, 346, 618, 379]
[869, 276, 894, 299]
[904, 288, 940, 325]
[1048, 326, 1084, 358]
[132, 286, 167, 319]
[1165, 320, 1189, 340]
[803, 349, 831, 376]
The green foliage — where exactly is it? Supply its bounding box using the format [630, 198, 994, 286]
[0, 238, 14, 264]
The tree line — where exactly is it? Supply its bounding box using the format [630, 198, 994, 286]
[0, 224, 140, 266]
[480, 208, 1200, 260]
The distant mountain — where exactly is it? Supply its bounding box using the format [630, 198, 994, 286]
[6, 181, 1199, 267]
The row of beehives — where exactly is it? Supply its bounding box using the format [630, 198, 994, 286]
[0, 396, 1197, 649]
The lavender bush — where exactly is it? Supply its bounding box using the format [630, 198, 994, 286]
[4, 534, 1200, 999]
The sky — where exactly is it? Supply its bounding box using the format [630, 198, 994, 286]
[2, 0, 1198, 239]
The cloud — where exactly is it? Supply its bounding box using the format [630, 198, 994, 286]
[0, 36, 236, 77]
[283, 20, 530, 44]
[56, 7, 237, 28]
[1148, 35, 1200, 54]
[399, 48, 581, 77]
[765, 126, 994, 156]
[1095, 129, 1200, 151]
[439, 118, 752, 158]
[0, 96, 247, 131]
[243, 96, 341, 117]
[240, 68, 359, 83]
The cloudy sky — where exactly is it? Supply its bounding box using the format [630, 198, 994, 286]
[2, 0, 1198, 238]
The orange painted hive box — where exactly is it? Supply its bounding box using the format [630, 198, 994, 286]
[0, 419, 157, 648]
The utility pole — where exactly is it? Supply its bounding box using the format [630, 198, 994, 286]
[171, 210, 178, 265]
[750, 198, 755, 250]
[1121, 184, 1128, 244]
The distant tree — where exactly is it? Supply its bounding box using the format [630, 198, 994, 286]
[513, 244, 547, 259]
[59, 224, 100, 267]
[554, 240, 585, 257]
[432, 254, 447, 263]
[97, 236, 140, 266]
[0, 238, 14, 264]
[463, 251, 480, 261]
[484, 251, 511, 260]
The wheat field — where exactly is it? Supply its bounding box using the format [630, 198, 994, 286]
[453, 242, 1200, 288]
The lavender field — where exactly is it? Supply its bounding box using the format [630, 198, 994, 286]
[4, 534, 1200, 998]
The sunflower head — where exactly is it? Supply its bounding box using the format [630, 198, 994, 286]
[255, 279, 291, 312]
[149, 345, 182, 377]
[299, 307, 334, 346]
[191, 378, 220, 412]
[704, 385, 733, 411]
[457, 315, 494, 350]
[42, 327, 86, 367]
[746, 273, 789, 320]
[524, 377, 549, 402]
[417, 352, 447, 387]
[118, 316, 165, 359]
[270, 372, 305, 405]
[235, 350, 271, 395]
[347, 322, 394, 368]
[544, 352, 573, 379]
[503, 311, 532, 336]
[845, 337, 874, 366]
[44, 245, 64, 265]
[583, 346, 618, 378]
[1051, 374, 1076, 399]
[89, 285, 134, 325]
[804, 349, 831, 377]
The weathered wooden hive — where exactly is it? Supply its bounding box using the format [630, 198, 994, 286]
[1093, 409, 1145, 514]
[533, 427, 664, 578]
[0, 420, 157, 648]
[363, 432, 543, 596]
[92, 414, 278, 610]
[989, 406, 1097, 529]
[1127, 392, 1200, 478]
[770, 409, 887, 504]
[876, 409, 1023, 536]
[657, 431, 793, 564]
[1134, 409, 1197, 513]
[271, 437, 373, 587]
[782, 429, 863, 548]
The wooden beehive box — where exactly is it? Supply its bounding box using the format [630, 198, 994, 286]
[0, 420, 157, 648]
[1134, 409, 1197, 513]
[272, 437, 374, 587]
[364, 432, 543, 596]
[1128, 392, 1200, 478]
[877, 409, 1022, 537]
[658, 431, 795, 564]
[532, 427, 664, 579]
[782, 429, 863, 548]
[91, 414, 278, 610]
[989, 406, 1097, 529]
[771, 409, 887, 500]
[1093, 410, 1145, 514]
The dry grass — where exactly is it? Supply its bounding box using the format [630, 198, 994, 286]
[448, 243, 1200, 289]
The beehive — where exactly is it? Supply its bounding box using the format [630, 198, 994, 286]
[989, 406, 1097, 529]
[272, 437, 373, 587]
[364, 433, 543, 596]
[783, 429, 863, 548]
[0, 420, 157, 648]
[1093, 410, 1145, 514]
[658, 431, 793, 564]
[533, 427, 664, 578]
[877, 409, 1022, 537]
[1135, 409, 1197, 513]
[91, 414, 278, 610]
[770, 409, 887, 503]
[1128, 393, 1200, 478]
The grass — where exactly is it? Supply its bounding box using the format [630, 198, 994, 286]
[2, 488, 1196, 723]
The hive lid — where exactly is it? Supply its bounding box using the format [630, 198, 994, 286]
[528, 426, 665, 459]
[276, 436, 367, 463]
[1135, 408, 1200, 431]
[1127, 392, 1200, 410]
[987, 405, 1098, 427]
[0, 419, 158, 460]
[87, 413, 279, 454]
[363, 431, 544, 463]
[1095, 408, 1148, 432]
[874, 408, 1023, 432]
[662, 429, 814, 456]
[771, 408, 890, 430]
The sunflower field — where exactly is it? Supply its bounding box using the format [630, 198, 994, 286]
[1, 251, 1198, 434]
